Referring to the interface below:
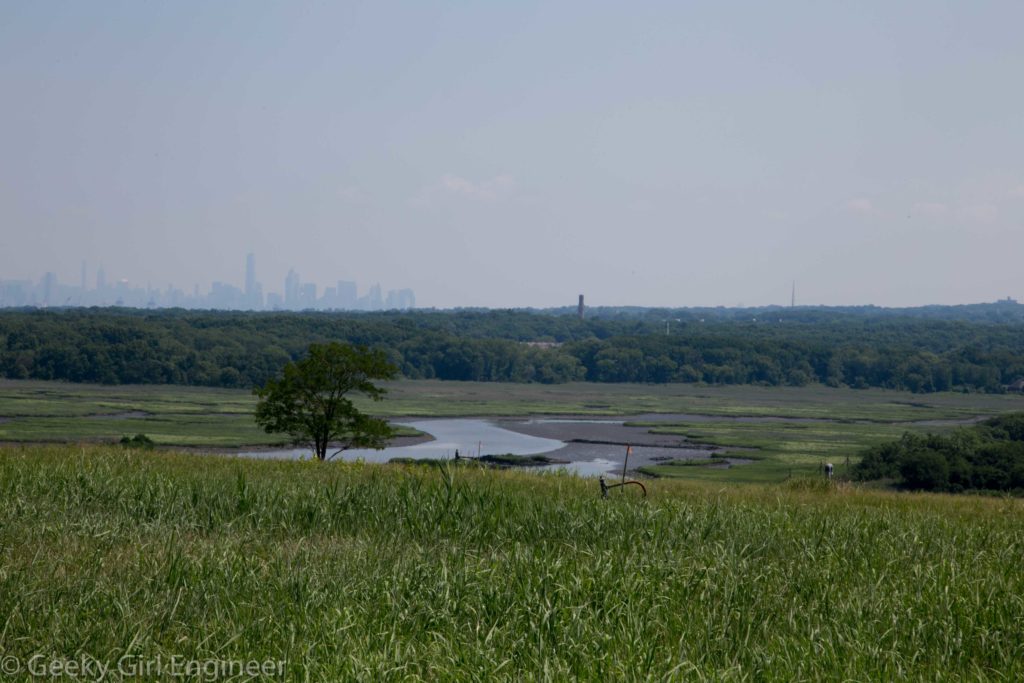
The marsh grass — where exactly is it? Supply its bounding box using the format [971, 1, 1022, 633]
[635, 420, 947, 483]
[374, 380, 1024, 421]
[1, 445, 1022, 680]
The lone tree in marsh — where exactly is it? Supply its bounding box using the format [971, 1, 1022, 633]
[254, 342, 398, 461]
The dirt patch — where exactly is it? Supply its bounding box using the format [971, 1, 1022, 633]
[386, 433, 434, 448]
[85, 411, 151, 420]
[498, 416, 731, 471]
[499, 417, 695, 447]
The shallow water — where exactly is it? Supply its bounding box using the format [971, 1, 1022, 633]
[237, 418, 564, 463]
[233, 412, 985, 477]
[539, 458, 620, 477]
[526, 418, 626, 425]
[235, 418, 735, 476]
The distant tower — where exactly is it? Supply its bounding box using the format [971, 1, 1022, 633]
[245, 253, 256, 298]
[284, 269, 300, 308]
[791, 281, 796, 308]
[367, 283, 383, 310]
[80, 261, 87, 292]
[577, 294, 585, 320]
[244, 252, 262, 309]
[336, 280, 357, 309]
[42, 272, 56, 306]
[96, 266, 106, 291]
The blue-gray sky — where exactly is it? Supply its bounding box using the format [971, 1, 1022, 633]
[2, 1, 1023, 308]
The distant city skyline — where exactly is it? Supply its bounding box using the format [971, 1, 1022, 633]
[2, 252, 1022, 312]
[0, 254, 415, 312]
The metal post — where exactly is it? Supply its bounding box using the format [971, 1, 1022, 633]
[621, 445, 631, 490]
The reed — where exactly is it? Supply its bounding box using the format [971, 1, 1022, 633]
[1, 445, 1021, 680]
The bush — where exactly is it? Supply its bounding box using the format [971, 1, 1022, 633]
[119, 433, 155, 449]
[899, 451, 949, 491]
[855, 415, 1024, 494]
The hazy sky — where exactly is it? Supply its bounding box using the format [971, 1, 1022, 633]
[2, 1, 1023, 308]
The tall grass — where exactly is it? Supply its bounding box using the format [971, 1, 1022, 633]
[1, 445, 1022, 680]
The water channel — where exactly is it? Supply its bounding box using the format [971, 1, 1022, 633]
[235, 410, 974, 476]
[237, 418, 641, 476]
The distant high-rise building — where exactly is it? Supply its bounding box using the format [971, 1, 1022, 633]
[210, 281, 244, 309]
[365, 283, 384, 310]
[243, 253, 263, 309]
[245, 253, 256, 298]
[337, 280, 357, 309]
[80, 261, 87, 292]
[299, 283, 317, 308]
[41, 272, 57, 306]
[96, 266, 106, 291]
[284, 269, 301, 308]
[386, 288, 416, 310]
[578, 294, 585, 320]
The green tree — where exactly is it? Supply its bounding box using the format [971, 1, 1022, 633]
[899, 450, 950, 491]
[254, 342, 397, 461]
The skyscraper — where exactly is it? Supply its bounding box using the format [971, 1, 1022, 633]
[365, 283, 383, 310]
[245, 253, 256, 298]
[244, 253, 262, 309]
[387, 288, 416, 310]
[284, 269, 301, 308]
[337, 280, 357, 309]
[42, 272, 56, 306]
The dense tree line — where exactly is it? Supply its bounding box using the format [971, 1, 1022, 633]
[549, 298, 1024, 324]
[853, 415, 1024, 493]
[2, 307, 1024, 391]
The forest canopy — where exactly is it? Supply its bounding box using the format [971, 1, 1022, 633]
[2, 306, 1024, 392]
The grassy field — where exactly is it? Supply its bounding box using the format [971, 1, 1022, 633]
[0, 445, 1021, 680]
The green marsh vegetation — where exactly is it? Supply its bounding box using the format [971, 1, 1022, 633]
[3, 379, 1023, 485]
[375, 380, 1024, 420]
[1, 445, 1022, 679]
[0, 380, 419, 448]
[3, 378, 1022, 437]
[634, 419, 924, 483]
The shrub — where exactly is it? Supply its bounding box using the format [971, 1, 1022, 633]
[119, 433, 155, 449]
[899, 451, 949, 491]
